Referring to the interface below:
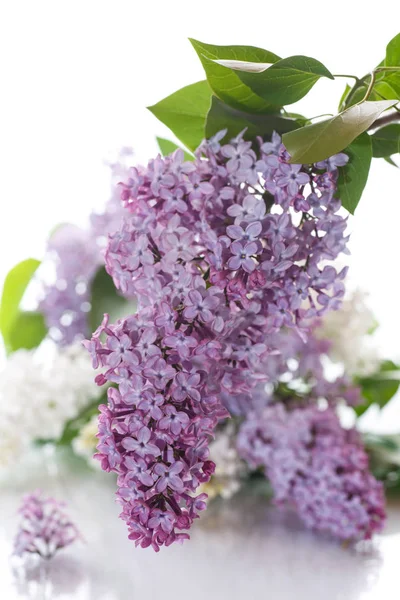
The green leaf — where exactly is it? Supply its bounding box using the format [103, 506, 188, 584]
[89, 267, 136, 333]
[336, 133, 372, 214]
[354, 78, 400, 103]
[355, 360, 400, 417]
[237, 55, 334, 106]
[338, 83, 351, 111]
[372, 37, 400, 101]
[374, 78, 400, 101]
[156, 137, 194, 161]
[385, 33, 400, 67]
[370, 124, 400, 157]
[0, 258, 41, 348]
[205, 96, 299, 141]
[7, 311, 47, 352]
[148, 81, 212, 151]
[384, 155, 399, 167]
[282, 99, 396, 164]
[189, 39, 280, 113]
[345, 84, 384, 108]
[345, 38, 400, 108]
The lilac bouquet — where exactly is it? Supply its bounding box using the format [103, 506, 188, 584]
[2, 34, 400, 553]
[83, 131, 385, 550]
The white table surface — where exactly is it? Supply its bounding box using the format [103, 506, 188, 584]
[1, 450, 399, 600]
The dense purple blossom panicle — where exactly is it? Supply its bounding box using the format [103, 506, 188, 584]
[86, 131, 353, 549]
[13, 491, 79, 559]
[39, 151, 133, 345]
[105, 132, 350, 408]
[86, 313, 228, 551]
[238, 405, 386, 541]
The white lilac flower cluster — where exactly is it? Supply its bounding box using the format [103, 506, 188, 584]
[316, 287, 381, 376]
[0, 343, 101, 469]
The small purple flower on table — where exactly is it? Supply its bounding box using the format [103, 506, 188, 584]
[13, 491, 79, 560]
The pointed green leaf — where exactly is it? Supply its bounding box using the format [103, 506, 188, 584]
[385, 32, 400, 66]
[345, 38, 400, 108]
[369, 37, 400, 101]
[7, 311, 47, 352]
[370, 124, 400, 157]
[338, 83, 351, 111]
[237, 55, 334, 106]
[189, 39, 280, 113]
[205, 96, 299, 142]
[336, 133, 372, 214]
[374, 78, 400, 101]
[156, 137, 194, 161]
[0, 258, 41, 347]
[148, 81, 212, 151]
[384, 156, 399, 167]
[282, 99, 396, 164]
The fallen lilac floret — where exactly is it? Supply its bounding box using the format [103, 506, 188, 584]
[13, 491, 79, 560]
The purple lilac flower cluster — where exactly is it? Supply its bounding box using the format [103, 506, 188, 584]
[39, 150, 133, 345]
[237, 404, 386, 541]
[107, 131, 350, 406]
[13, 491, 79, 559]
[86, 131, 351, 550]
[86, 313, 228, 551]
